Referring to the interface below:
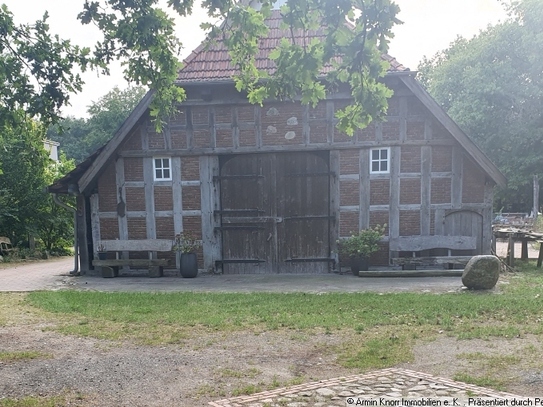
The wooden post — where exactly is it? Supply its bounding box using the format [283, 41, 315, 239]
[537, 242, 543, 268]
[508, 233, 515, 266]
[534, 175, 539, 222]
[521, 238, 528, 260]
[200, 156, 222, 273]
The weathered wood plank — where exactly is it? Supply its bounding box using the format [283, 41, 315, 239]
[143, 157, 156, 241]
[163, 125, 172, 150]
[209, 107, 217, 149]
[375, 122, 383, 142]
[329, 150, 340, 269]
[200, 156, 222, 273]
[232, 107, 240, 149]
[76, 195, 89, 273]
[118, 139, 458, 158]
[99, 239, 173, 252]
[391, 256, 473, 266]
[172, 156, 183, 235]
[186, 106, 194, 149]
[482, 181, 494, 254]
[399, 97, 407, 142]
[451, 146, 463, 209]
[90, 194, 101, 258]
[424, 118, 433, 141]
[302, 105, 310, 145]
[115, 157, 128, 242]
[255, 106, 262, 148]
[389, 235, 477, 252]
[326, 101, 334, 143]
[421, 146, 431, 235]
[359, 148, 370, 229]
[389, 146, 401, 243]
[92, 259, 169, 267]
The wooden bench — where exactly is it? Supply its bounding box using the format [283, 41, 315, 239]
[0, 237, 15, 256]
[92, 239, 172, 278]
[390, 235, 477, 270]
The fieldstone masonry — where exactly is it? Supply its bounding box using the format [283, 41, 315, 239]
[209, 368, 523, 407]
[462, 255, 501, 290]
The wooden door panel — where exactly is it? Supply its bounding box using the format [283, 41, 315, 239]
[277, 152, 331, 273]
[220, 155, 274, 274]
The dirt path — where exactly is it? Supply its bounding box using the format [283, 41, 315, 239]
[2, 320, 542, 406]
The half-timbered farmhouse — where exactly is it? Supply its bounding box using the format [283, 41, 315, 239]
[49, 10, 506, 275]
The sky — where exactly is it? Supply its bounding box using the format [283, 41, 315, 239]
[2, 0, 509, 118]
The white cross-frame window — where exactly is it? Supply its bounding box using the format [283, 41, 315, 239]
[370, 147, 390, 174]
[153, 157, 172, 180]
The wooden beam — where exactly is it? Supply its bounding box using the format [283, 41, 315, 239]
[200, 156, 222, 273]
[232, 107, 240, 149]
[255, 106, 262, 149]
[389, 235, 477, 252]
[482, 181, 494, 254]
[451, 147, 463, 209]
[118, 139, 457, 158]
[90, 194, 101, 259]
[329, 150, 340, 269]
[389, 146, 401, 247]
[115, 157, 129, 240]
[99, 239, 173, 252]
[326, 101, 334, 143]
[421, 146, 431, 235]
[209, 107, 217, 149]
[302, 105, 310, 145]
[399, 97, 407, 142]
[143, 157, 156, 241]
[172, 156, 183, 235]
[359, 149, 370, 229]
[76, 195, 90, 273]
[391, 256, 473, 266]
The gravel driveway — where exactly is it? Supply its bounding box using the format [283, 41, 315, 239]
[0, 257, 75, 291]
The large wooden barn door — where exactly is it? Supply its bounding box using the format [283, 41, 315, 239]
[219, 152, 331, 274]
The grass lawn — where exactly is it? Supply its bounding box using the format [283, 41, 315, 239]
[20, 263, 543, 363]
[1, 261, 543, 403]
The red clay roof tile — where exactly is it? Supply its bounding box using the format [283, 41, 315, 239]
[177, 10, 408, 83]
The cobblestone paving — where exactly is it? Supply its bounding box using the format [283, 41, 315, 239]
[209, 368, 523, 406]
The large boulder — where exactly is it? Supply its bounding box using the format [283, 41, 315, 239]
[462, 255, 500, 290]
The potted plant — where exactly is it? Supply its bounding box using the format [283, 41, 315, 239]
[338, 224, 386, 275]
[172, 232, 202, 278]
[96, 243, 107, 260]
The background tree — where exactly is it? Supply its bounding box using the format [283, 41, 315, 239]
[418, 0, 543, 211]
[0, 113, 75, 249]
[47, 86, 146, 163]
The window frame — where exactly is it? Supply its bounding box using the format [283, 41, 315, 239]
[153, 157, 172, 181]
[369, 147, 390, 174]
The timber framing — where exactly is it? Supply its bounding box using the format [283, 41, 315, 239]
[398, 75, 506, 187]
[74, 74, 505, 195]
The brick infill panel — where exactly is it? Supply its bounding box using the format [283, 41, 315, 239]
[209, 368, 524, 406]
